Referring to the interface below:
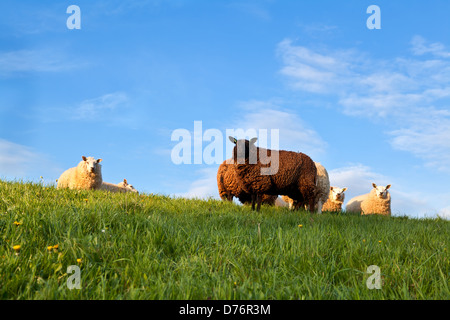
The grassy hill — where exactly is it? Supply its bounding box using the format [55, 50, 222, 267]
[0, 179, 448, 300]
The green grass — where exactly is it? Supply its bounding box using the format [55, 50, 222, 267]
[0, 179, 448, 299]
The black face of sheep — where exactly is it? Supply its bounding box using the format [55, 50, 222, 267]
[229, 136, 258, 165]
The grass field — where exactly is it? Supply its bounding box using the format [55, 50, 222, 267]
[0, 179, 448, 300]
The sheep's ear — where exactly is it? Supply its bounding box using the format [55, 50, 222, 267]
[97, 159, 102, 163]
[250, 137, 257, 144]
[330, 186, 334, 191]
[123, 179, 128, 184]
[228, 136, 237, 144]
[386, 184, 391, 190]
[342, 188, 347, 192]
[372, 183, 377, 188]
[82, 156, 87, 161]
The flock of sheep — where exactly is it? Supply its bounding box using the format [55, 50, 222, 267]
[218, 137, 392, 216]
[55, 141, 392, 216]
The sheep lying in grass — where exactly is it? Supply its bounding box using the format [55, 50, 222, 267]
[280, 162, 330, 213]
[117, 179, 138, 193]
[101, 179, 138, 193]
[322, 186, 347, 213]
[57, 156, 103, 190]
[217, 159, 277, 205]
[230, 137, 317, 212]
[346, 183, 391, 216]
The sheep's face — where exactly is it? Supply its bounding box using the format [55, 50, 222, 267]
[118, 179, 138, 193]
[229, 136, 257, 164]
[330, 187, 347, 202]
[372, 183, 391, 199]
[82, 156, 102, 174]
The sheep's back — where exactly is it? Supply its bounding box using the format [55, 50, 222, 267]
[235, 149, 316, 200]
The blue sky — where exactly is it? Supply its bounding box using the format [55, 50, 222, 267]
[1, 0, 450, 218]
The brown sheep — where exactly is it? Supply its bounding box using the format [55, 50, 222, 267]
[217, 159, 278, 206]
[229, 137, 317, 212]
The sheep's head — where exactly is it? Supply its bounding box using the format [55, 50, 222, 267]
[229, 136, 257, 164]
[372, 183, 391, 199]
[330, 186, 347, 202]
[118, 179, 138, 193]
[81, 156, 102, 174]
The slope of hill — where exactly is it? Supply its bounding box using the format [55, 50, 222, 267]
[0, 180, 448, 299]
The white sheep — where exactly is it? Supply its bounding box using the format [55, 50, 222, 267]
[280, 162, 330, 213]
[346, 183, 391, 216]
[322, 186, 347, 212]
[101, 179, 138, 193]
[57, 156, 103, 190]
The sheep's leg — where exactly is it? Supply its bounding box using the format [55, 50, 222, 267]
[227, 194, 233, 201]
[251, 194, 256, 211]
[256, 194, 262, 212]
[317, 200, 323, 214]
[308, 198, 316, 213]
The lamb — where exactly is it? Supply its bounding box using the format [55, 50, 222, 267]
[117, 179, 138, 193]
[57, 156, 103, 190]
[322, 186, 347, 212]
[101, 179, 138, 193]
[280, 162, 330, 213]
[345, 183, 391, 216]
[217, 159, 277, 205]
[229, 136, 317, 212]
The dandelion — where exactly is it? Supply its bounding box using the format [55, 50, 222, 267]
[84, 199, 88, 202]
[378, 240, 382, 243]
[13, 221, 22, 226]
[13, 245, 21, 255]
[363, 239, 366, 243]
[47, 244, 59, 252]
[77, 258, 82, 264]
[298, 224, 303, 228]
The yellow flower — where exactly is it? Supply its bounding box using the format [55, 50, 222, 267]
[77, 258, 82, 263]
[13, 221, 22, 226]
[363, 239, 366, 242]
[298, 224, 303, 228]
[378, 240, 382, 243]
[13, 245, 21, 252]
[47, 244, 59, 252]
[84, 199, 89, 202]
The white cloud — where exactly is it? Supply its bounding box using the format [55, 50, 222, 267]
[0, 49, 82, 76]
[232, 100, 326, 159]
[277, 37, 450, 173]
[328, 164, 388, 198]
[73, 92, 129, 120]
[410, 35, 450, 58]
[0, 139, 62, 182]
[176, 167, 219, 199]
[438, 207, 450, 220]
